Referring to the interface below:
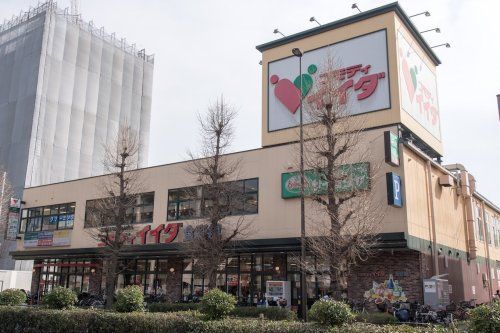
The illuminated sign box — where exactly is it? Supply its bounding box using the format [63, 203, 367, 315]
[386, 172, 403, 207]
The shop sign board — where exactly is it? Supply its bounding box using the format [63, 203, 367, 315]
[268, 30, 390, 132]
[5, 198, 21, 241]
[97, 223, 182, 247]
[384, 131, 400, 166]
[386, 172, 403, 207]
[397, 31, 441, 139]
[23, 230, 72, 248]
[281, 162, 370, 199]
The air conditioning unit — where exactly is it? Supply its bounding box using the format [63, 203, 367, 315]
[439, 175, 454, 187]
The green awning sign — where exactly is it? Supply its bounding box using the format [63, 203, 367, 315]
[281, 162, 370, 199]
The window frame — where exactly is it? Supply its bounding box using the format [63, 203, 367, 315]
[167, 178, 259, 221]
[20, 202, 76, 234]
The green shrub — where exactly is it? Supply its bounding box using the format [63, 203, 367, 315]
[0, 307, 456, 333]
[230, 306, 297, 321]
[200, 289, 236, 320]
[42, 287, 76, 309]
[115, 285, 145, 312]
[0, 288, 26, 306]
[148, 302, 201, 312]
[468, 302, 500, 333]
[356, 312, 397, 325]
[309, 299, 354, 326]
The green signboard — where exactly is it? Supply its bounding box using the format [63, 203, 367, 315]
[384, 131, 400, 166]
[281, 162, 370, 199]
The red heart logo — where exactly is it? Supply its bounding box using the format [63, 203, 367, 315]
[402, 58, 415, 101]
[274, 78, 301, 114]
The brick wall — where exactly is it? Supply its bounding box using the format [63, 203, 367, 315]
[348, 250, 426, 302]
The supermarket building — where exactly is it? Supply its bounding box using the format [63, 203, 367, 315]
[11, 3, 500, 308]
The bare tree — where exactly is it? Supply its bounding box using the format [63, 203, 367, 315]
[298, 56, 385, 300]
[86, 124, 143, 309]
[185, 97, 250, 289]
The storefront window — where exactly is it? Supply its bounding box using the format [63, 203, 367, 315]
[182, 274, 192, 300]
[37, 259, 95, 296]
[263, 254, 274, 271]
[193, 274, 205, 297]
[240, 273, 251, 305]
[227, 273, 238, 296]
[240, 255, 252, 272]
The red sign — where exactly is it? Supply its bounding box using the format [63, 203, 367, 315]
[307, 64, 386, 107]
[98, 223, 182, 247]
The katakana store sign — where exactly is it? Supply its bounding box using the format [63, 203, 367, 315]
[267, 29, 390, 132]
[397, 31, 441, 139]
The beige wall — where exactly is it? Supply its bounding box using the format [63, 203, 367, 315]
[18, 127, 407, 252]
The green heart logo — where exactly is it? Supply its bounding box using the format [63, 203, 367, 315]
[410, 67, 417, 90]
[294, 74, 313, 98]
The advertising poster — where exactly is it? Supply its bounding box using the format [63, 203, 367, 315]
[268, 30, 390, 131]
[23, 230, 71, 247]
[23, 232, 39, 248]
[5, 198, 21, 240]
[397, 31, 441, 139]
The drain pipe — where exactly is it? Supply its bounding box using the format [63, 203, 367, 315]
[481, 201, 493, 303]
[426, 161, 439, 277]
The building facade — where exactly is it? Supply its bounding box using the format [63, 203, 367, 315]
[0, 1, 154, 269]
[10, 3, 500, 311]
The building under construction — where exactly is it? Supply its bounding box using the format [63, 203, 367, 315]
[0, 1, 154, 270]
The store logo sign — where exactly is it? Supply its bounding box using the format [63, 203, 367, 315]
[267, 30, 390, 132]
[386, 172, 403, 207]
[282, 162, 370, 199]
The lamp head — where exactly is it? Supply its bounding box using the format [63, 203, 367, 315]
[309, 16, 315, 22]
[292, 48, 303, 57]
[435, 28, 441, 33]
[425, 11, 431, 16]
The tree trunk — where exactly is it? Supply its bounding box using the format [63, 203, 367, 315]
[208, 269, 217, 290]
[105, 254, 118, 309]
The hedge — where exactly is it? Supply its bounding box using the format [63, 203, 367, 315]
[148, 302, 201, 312]
[0, 306, 455, 333]
[230, 306, 297, 321]
[468, 302, 500, 333]
[149, 303, 296, 321]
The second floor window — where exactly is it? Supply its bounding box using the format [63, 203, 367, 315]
[85, 192, 155, 227]
[20, 202, 76, 234]
[167, 178, 259, 221]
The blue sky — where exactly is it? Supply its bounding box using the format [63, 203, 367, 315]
[1, 0, 499, 205]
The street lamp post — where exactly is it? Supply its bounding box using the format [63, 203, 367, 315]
[292, 47, 307, 321]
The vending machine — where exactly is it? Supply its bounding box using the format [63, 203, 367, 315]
[265, 281, 291, 309]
